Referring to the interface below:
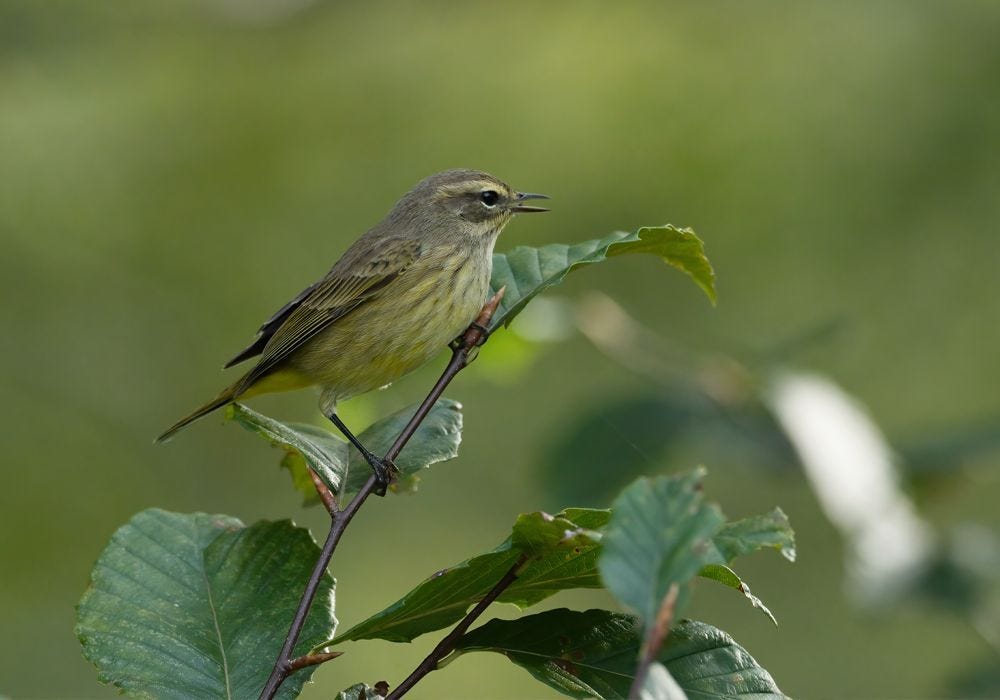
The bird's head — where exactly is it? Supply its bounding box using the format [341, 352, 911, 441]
[397, 169, 549, 236]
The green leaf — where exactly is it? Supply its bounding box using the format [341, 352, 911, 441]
[337, 683, 386, 700]
[599, 469, 725, 624]
[326, 508, 609, 646]
[344, 398, 463, 495]
[697, 508, 796, 625]
[710, 508, 796, 564]
[76, 509, 335, 699]
[454, 608, 786, 699]
[228, 403, 348, 503]
[503, 509, 609, 609]
[659, 619, 785, 698]
[699, 564, 778, 626]
[331, 547, 521, 645]
[489, 225, 715, 331]
[228, 399, 463, 503]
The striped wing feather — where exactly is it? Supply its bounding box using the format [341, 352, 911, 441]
[223, 281, 321, 368]
[233, 237, 421, 390]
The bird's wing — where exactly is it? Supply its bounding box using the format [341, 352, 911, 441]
[224, 281, 321, 368]
[233, 237, 422, 389]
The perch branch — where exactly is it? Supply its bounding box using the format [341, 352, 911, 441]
[258, 287, 506, 699]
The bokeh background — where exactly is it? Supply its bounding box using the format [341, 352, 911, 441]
[3, 1, 999, 697]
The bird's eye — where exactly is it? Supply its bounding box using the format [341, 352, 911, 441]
[479, 190, 499, 207]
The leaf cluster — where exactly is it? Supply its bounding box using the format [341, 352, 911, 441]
[75, 225, 796, 698]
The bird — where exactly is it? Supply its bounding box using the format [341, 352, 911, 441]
[157, 169, 549, 486]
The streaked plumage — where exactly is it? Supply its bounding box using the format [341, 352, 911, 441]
[158, 169, 547, 443]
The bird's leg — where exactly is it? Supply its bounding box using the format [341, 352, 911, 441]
[325, 411, 399, 496]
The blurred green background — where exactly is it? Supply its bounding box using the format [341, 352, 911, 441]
[3, 0, 999, 697]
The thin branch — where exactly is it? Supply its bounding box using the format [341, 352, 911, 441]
[386, 554, 527, 700]
[628, 583, 680, 699]
[258, 288, 506, 700]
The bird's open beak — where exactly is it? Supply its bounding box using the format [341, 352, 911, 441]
[511, 192, 550, 213]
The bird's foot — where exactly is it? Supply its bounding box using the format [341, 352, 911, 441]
[363, 453, 399, 497]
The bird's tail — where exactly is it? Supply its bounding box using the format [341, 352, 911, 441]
[156, 385, 240, 443]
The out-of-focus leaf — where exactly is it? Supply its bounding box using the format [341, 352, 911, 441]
[325, 508, 608, 647]
[946, 658, 1000, 698]
[542, 395, 695, 506]
[454, 609, 786, 699]
[540, 392, 797, 507]
[469, 322, 543, 384]
[76, 509, 335, 699]
[640, 663, 688, 700]
[489, 225, 715, 332]
[899, 415, 1000, 477]
[710, 508, 797, 563]
[914, 524, 1000, 616]
[600, 469, 724, 623]
[229, 399, 463, 502]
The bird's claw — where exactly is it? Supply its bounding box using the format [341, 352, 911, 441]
[367, 455, 399, 497]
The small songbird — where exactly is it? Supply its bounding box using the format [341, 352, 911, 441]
[157, 169, 548, 484]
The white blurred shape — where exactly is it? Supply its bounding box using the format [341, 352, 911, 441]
[767, 371, 934, 602]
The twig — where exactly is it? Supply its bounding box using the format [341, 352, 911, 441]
[628, 583, 680, 699]
[258, 288, 506, 699]
[386, 554, 527, 699]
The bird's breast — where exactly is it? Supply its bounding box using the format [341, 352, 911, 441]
[289, 243, 492, 400]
